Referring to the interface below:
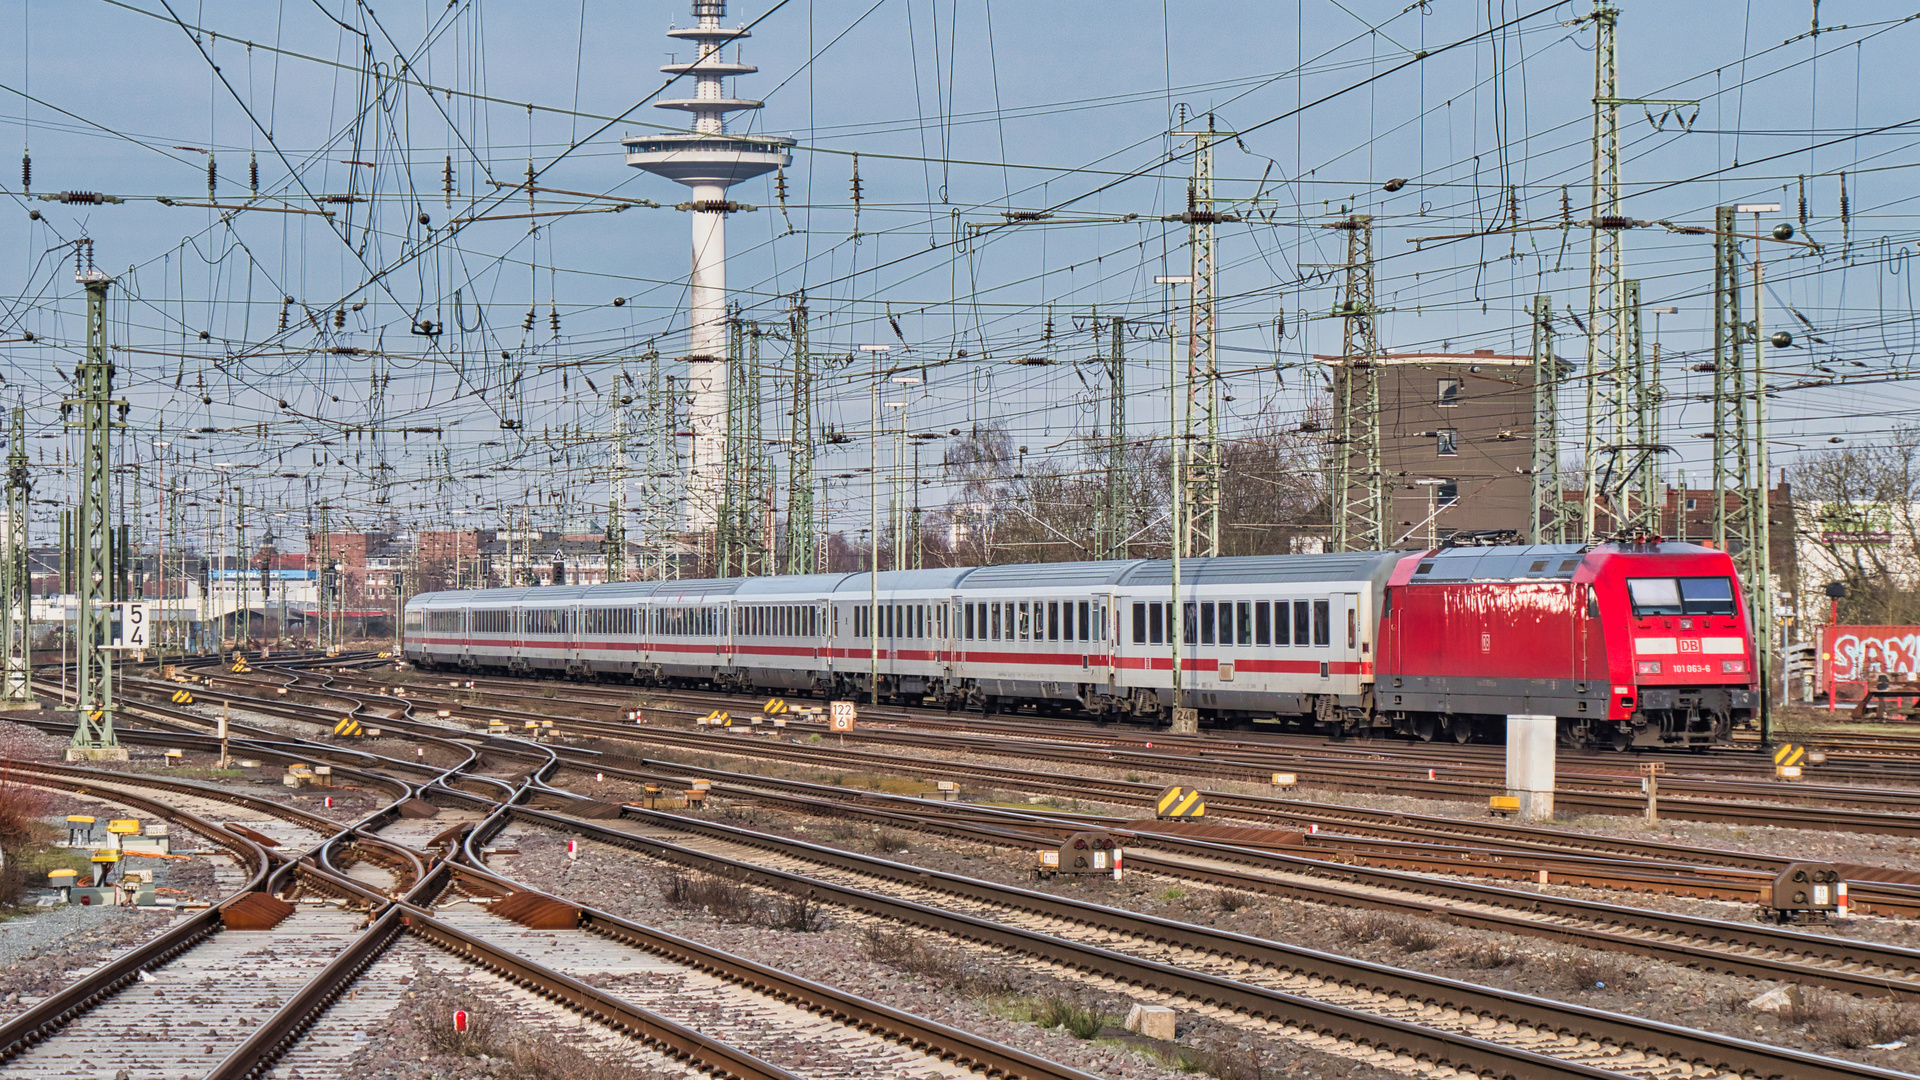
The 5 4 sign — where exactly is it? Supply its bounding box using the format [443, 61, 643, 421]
[107, 603, 149, 650]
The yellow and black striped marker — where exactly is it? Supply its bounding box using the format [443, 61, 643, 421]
[763, 698, 788, 715]
[699, 709, 732, 726]
[1774, 743, 1806, 769]
[334, 717, 363, 737]
[1155, 784, 1206, 819]
[170, 689, 194, 704]
[231, 662, 250, 673]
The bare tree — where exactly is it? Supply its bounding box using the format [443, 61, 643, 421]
[1788, 429, 1920, 624]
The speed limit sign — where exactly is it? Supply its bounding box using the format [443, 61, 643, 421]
[829, 700, 857, 732]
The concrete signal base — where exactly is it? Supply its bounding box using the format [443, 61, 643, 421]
[1505, 713, 1556, 821]
[0, 699, 41, 711]
[65, 745, 130, 762]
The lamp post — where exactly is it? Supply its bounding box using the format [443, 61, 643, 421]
[1155, 274, 1192, 727]
[888, 376, 920, 568]
[859, 344, 892, 704]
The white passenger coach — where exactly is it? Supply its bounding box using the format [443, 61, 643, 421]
[403, 552, 1403, 724]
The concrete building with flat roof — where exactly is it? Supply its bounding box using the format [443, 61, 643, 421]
[1324, 348, 1537, 543]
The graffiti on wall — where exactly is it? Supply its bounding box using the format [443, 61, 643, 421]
[1822, 625, 1920, 695]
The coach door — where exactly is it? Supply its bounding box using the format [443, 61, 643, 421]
[1102, 595, 1119, 690]
[1339, 592, 1362, 683]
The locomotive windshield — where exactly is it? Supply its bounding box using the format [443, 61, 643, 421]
[1626, 576, 1737, 617]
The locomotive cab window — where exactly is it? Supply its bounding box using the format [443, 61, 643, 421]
[1627, 576, 1737, 617]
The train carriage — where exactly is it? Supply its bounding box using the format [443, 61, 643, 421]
[403, 540, 1756, 749]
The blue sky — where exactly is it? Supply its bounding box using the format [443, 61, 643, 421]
[3, 1, 1916, 547]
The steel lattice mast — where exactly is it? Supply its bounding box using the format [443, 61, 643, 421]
[1170, 118, 1226, 558]
[1, 405, 32, 707]
[603, 371, 629, 583]
[67, 252, 125, 760]
[1096, 316, 1128, 561]
[782, 299, 817, 575]
[1527, 295, 1566, 544]
[1331, 214, 1384, 551]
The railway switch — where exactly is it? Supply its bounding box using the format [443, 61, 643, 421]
[1036, 830, 1123, 879]
[1758, 862, 1844, 923]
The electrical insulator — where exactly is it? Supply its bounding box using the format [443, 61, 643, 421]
[19, 151, 29, 194]
[334, 308, 346, 330]
[523, 308, 536, 332]
[444, 155, 454, 208]
[1559, 185, 1571, 225]
[550, 306, 560, 336]
[207, 155, 217, 197]
[1797, 175, 1808, 228]
[249, 153, 259, 195]
[1839, 171, 1851, 241]
[775, 167, 788, 203]
[850, 154, 863, 207]
[279, 296, 292, 332]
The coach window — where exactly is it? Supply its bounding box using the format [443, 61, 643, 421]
[1313, 600, 1331, 646]
[1011, 602, 1025, 640]
[1132, 603, 1147, 644]
[1293, 601, 1310, 645]
[964, 604, 975, 640]
[1237, 602, 1252, 645]
[1347, 607, 1358, 649]
[1255, 602, 1271, 645]
[1182, 602, 1197, 645]
[1044, 602, 1057, 641]
[918, 604, 927, 637]
[1199, 603, 1215, 645]
[1147, 603, 1163, 644]
[1077, 601, 1090, 641]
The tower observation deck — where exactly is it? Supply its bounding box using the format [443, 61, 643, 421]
[624, 1, 794, 538]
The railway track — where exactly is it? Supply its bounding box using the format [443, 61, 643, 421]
[126, 657, 1920, 917]
[464, 798, 1919, 1080]
[517, 752, 1920, 1001]
[33, 657, 1920, 1076]
[279, 662, 1920, 829]
[0, 729, 1129, 1079]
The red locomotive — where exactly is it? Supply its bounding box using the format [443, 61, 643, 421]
[1375, 541, 1755, 748]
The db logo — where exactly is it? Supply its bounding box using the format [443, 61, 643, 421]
[1480, 632, 1491, 653]
[1679, 639, 1702, 653]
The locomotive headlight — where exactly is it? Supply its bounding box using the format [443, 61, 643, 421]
[1721, 659, 1747, 673]
[1636, 660, 1662, 675]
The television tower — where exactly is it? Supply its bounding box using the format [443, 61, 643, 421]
[624, 1, 793, 536]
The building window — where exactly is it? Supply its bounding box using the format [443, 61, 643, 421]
[1685, 497, 1698, 511]
[1437, 481, 1459, 507]
[1436, 428, 1458, 456]
[1437, 377, 1462, 406]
